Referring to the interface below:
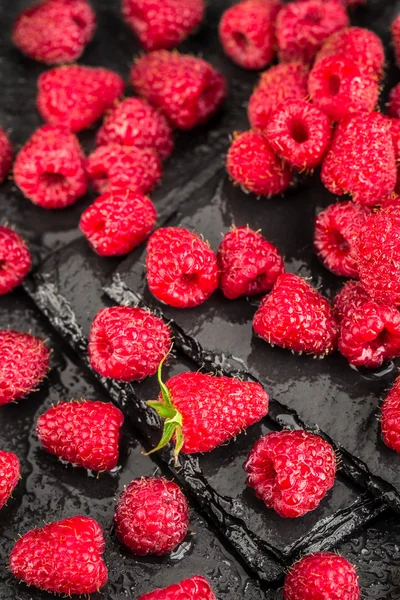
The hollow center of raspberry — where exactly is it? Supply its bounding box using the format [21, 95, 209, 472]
[289, 119, 309, 144]
[0, 260, 6, 271]
[331, 229, 350, 254]
[71, 15, 86, 30]
[232, 31, 249, 51]
[328, 74, 341, 96]
[39, 172, 67, 188]
[302, 8, 322, 24]
[182, 273, 199, 285]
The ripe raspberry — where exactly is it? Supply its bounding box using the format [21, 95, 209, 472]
[114, 477, 189, 555]
[0, 451, 20, 510]
[14, 125, 87, 209]
[0, 128, 13, 184]
[88, 306, 171, 381]
[226, 131, 292, 196]
[0, 330, 50, 406]
[122, 0, 205, 51]
[248, 62, 309, 132]
[0, 226, 32, 295]
[266, 100, 332, 170]
[12, 0, 96, 65]
[37, 65, 124, 133]
[139, 576, 216, 600]
[381, 377, 400, 453]
[321, 112, 396, 206]
[314, 202, 370, 278]
[217, 226, 284, 299]
[308, 56, 378, 122]
[96, 98, 173, 160]
[389, 118, 400, 194]
[86, 144, 161, 195]
[388, 84, 400, 119]
[37, 400, 124, 472]
[334, 280, 368, 319]
[392, 13, 400, 69]
[276, 0, 349, 65]
[253, 273, 338, 356]
[80, 187, 157, 256]
[131, 51, 226, 130]
[146, 227, 219, 308]
[10, 516, 108, 595]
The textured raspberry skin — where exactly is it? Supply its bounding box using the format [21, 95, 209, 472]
[0, 128, 13, 184]
[0, 227, 31, 295]
[388, 84, 400, 119]
[266, 100, 332, 170]
[314, 202, 370, 278]
[248, 62, 309, 132]
[146, 227, 219, 308]
[392, 14, 400, 69]
[131, 51, 226, 130]
[389, 119, 400, 194]
[96, 98, 173, 160]
[37, 400, 124, 471]
[86, 144, 161, 195]
[14, 125, 87, 209]
[381, 378, 400, 453]
[217, 226, 284, 299]
[253, 273, 339, 356]
[139, 576, 216, 600]
[37, 65, 124, 133]
[308, 56, 378, 122]
[226, 131, 292, 196]
[12, 0, 96, 65]
[244, 430, 336, 518]
[10, 516, 108, 595]
[114, 477, 189, 555]
[122, 0, 204, 51]
[321, 113, 396, 206]
[0, 451, 20, 510]
[0, 330, 50, 406]
[334, 280, 369, 320]
[276, 0, 349, 65]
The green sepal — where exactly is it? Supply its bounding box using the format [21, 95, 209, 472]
[147, 401, 176, 419]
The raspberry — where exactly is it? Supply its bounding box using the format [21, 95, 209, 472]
[146, 227, 219, 308]
[217, 226, 284, 299]
[0, 128, 13, 184]
[244, 430, 336, 518]
[131, 51, 226, 130]
[114, 477, 189, 555]
[388, 84, 400, 119]
[14, 125, 87, 209]
[308, 56, 378, 122]
[321, 112, 396, 206]
[0, 226, 32, 295]
[392, 13, 400, 69]
[12, 0, 96, 65]
[314, 202, 370, 278]
[88, 306, 171, 381]
[96, 98, 173, 160]
[0, 451, 20, 510]
[139, 576, 216, 600]
[248, 62, 309, 132]
[389, 118, 400, 194]
[86, 144, 161, 195]
[276, 0, 349, 65]
[334, 280, 368, 319]
[283, 552, 360, 600]
[80, 187, 157, 256]
[0, 330, 50, 406]
[253, 273, 339, 356]
[122, 0, 205, 51]
[37, 65, 124, 133]
[381, 377, 400, 453]
[226, 131, 292, 196]
[266, 100, 332, 170]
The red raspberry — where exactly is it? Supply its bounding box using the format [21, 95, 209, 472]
[0, 330, 50, 406]
[139, 576, 216, 600]
[0, 128, 13, 184]
[266, 100, 332, 170]
[88, 306, 171, 381]
[122, 0, 205, 51]
[14, 125, 87, 209]
[248, 62, 309, 132]
[37, 65, 124, 133]
[314, 202, 370, 278]
[96, 98, 173, 161]
[0, 226, 32, 295]
[381, 377, 400, 453]
[334, 280, 368, 318]
[308, 56, 378, 122]
[388, 84, 400, 120]
[86, 144, 161, 195]
[12, 0, 96, 65]
[321, 112, 396, 206]
[37, 400, 124, 472]
[283, 552, 360, 600]
[389, 118, 400, 194]
[80, 187, 157, 256]
[131, 51, 226, 130]
[114, 477, 189, 555]
[217, 226, 284, 299]
[253, 273, 339, 356]
[0, 451, 20, 510]
[10, 516, 108, 595]
[392, 13, 400, 69]
[276, 0, 349, 65]
[226, 131, 292, 196]
[146, 227, 219, 308]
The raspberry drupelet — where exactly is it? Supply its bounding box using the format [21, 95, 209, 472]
[139, 576, 216, 600]
[0, 451, 20, 510]
[381, 377, 400, 453]
[0, 128, 13, 184]
[0, 227, 32, 295]
[392, 13, 400, 69]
